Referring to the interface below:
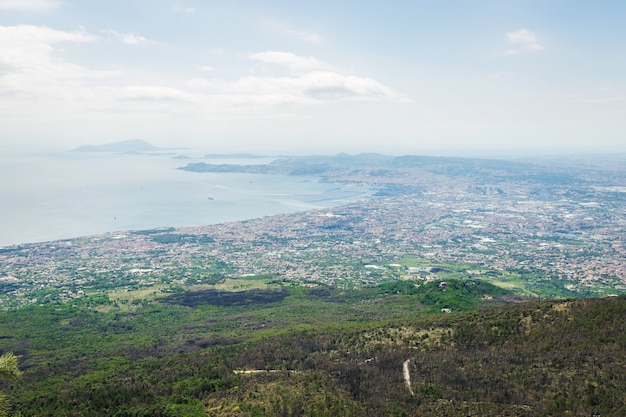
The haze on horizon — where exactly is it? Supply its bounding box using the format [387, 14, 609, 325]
[1, 0, 625, 156]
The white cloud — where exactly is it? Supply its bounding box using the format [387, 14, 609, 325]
[249, 51, 330, 72]
[186, 70, 409, 107]
[200, 66, 214, 72]
[0, 25, 114, 111]
[174, 4, 196, 13]
[239, 51, 409, 105]
[505, 29, 543, 55]
[102, 29, 148, 45]
[300, 71, 407, 102]
[286, 30, 324, 44]
[0, 0, 61, 11]
[0, 25, 126, 126]
[0, 24, 96, 47]
[0, 25, 99, 76]
[0, 27, 409, 129]
[103, 85, 200, 104]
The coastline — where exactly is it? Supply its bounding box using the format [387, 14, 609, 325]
[0, 152, 372, 248]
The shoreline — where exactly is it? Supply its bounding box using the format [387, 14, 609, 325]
[0, 189, 373, 249]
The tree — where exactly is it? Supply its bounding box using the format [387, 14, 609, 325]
[0, 352, 22, 417]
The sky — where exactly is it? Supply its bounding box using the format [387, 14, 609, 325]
[1, 0, 625, 156]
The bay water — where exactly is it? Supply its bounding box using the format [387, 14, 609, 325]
[0, 151, 371, 247]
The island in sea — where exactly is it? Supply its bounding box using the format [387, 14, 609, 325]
[72, 139, 162, 153]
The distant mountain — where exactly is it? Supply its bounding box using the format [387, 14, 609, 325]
[72, 139, 160, 153]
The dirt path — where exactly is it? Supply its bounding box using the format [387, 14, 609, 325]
[403, 359, 414, 396]
[233, 369, 297, 375]
[234, 369, 279, 374]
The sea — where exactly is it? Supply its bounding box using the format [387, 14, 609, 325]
[0, 150, 372, 247]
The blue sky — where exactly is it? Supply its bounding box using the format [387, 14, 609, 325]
[1, 0, 625, 155]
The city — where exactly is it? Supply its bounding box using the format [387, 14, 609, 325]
[2, 154, 624, 309]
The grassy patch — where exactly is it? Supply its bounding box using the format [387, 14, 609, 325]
[214, 275, 277, 292]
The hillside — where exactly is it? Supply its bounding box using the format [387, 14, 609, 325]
[1, 280, 624, 416]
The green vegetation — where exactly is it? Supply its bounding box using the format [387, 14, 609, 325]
[0, 352, 21, 417]
[1, 277, 625, 416]
[2, 150, 624, 415]
[3, 148, 626, 413]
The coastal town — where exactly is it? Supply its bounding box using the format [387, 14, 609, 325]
[1, 154, 625, 309]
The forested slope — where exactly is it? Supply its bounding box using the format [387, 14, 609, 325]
[0, 282, 624, 416]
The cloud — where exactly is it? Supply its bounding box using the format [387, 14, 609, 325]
[0, 0, 61, 11]
[239, 51, 409, 104]
[0, 24, 96, 45]
[249, 51, 330, 72]
[0, 28, 409, 127]
[186, 70, 410, 107]
[199, 66, 214, 72]
[103, 85, 200, 104]
[102, 29, 148, 45]
[505, 29, 543, 55]
[0, 25, 112, 107]
[286, 30, 324, 44]
[303, 72, 406, 101]
[0, 25, 129, 125]
[0, 25, 99, 75]
[174, 4, 196, 13]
